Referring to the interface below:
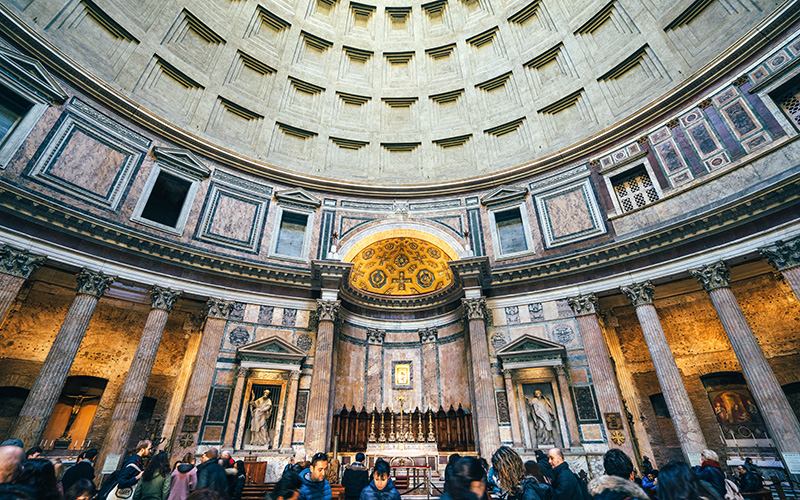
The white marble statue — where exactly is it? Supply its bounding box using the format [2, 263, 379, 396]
[249, 388, 273, 447]
[528, 390, 555, 445]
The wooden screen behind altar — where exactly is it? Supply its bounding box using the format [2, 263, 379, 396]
[244, 384, 282, 446]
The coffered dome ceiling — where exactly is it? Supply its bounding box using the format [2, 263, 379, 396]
[9, 0, 780, 187]
[348, 237, 454, 296]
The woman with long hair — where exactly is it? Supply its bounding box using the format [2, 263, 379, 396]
[657, 461, 722, 500]
[167, 453, 197, 500]
[15, 458, 62, 500]
[230, 461, 246, 500]
[64, 478, 97, 500]
[492, 447, 551, 500]
[134, 451, 172, 500]
[441, 457, 489, 500]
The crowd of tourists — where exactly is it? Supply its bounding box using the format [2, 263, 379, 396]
[0, 436, 772, 500]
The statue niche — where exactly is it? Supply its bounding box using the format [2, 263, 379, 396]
[245, 385, 281, 448]
[522, 383, 562, 448]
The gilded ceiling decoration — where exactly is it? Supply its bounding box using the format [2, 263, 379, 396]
[348, 237, 454, 296]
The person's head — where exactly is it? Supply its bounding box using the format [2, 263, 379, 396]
[52, 460, 64, 482]
[221, 451, 231, 460]
[744, 457, 753, 465]
[700, 449, 718, 464]
[203, 448, 219, 463]
[492, 446, 525, 492]
[186, 489, 224, 500]
[80, 449, 98, 463]
[135, 440, 152, 457]
[372, 459, 391, 491]
[523, 461, 545, 483]
[547, 449, 564, 468]
[24, 448, 41, 460]
[447, 454, 461, 468]
[183, 452, 195, 465]
[0, 484, 36, 500]
[603, 449, 634, 481]
[309, 453, 328, 482]
[271, 470, 302, 500]
[355, 453, 365, 463]
[737, 466, 746, 475]
[64, 478, 96, 500]
[451, 457, 487, 500]
[235, 461, 245, 476]
[0, 440, 23, 449]
[658, 461, 706, 500]
[143, 452, 171, 482]
[533, 450, 546, 461]
[14, 458, 59, 500]
[0, 446, 23, 483]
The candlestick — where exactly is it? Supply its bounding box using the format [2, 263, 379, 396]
[418, 411, 424, 442]
[389, 412, 396, 442]
[379, 410, 386, 442]
[427, 410, 436, 442]
[369, 409, 376, 442]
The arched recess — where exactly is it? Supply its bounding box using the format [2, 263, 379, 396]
[42, 376, 107, 449]
[338, 220, 467, 262]
[783, 382, 800, 423]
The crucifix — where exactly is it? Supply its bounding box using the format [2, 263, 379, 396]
[392, 272, 411, 291]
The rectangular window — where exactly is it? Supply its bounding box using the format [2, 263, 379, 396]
[612, 166, 659, 213]
[495, 207, 528, 254]
[275, 211, 309, 258]
[140, 171, 193, 228]
[774, 78, 800, 130]
[0, 85, 33, 148]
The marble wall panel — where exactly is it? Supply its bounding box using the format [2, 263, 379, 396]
[437, 335, 471, 410]
[333, 337, 366, 410]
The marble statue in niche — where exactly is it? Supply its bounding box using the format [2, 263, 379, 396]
[522, 383, 561, 448]
[248, 387, 274, 447]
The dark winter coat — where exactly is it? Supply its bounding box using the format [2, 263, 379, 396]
[694, 463, 725, 499]
[550, 462, 583, 500]
[538, 457, 554, 482]
[439, 490, 481, 500]
[299, 468, 332, 500]
[231, 473, 246, 500]
[358, 478, 401, 500]
[341, 463, 370, 500]
[588, 475, 649, 500]
[118, 456, 145, 489]
[196, 459, 229, 497]
[61, 460, 95, 492]
[510, 477, 553, 500]
[736, 471, 763, 493]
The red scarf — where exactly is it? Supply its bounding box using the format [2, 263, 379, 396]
[702, 459, 721, 469]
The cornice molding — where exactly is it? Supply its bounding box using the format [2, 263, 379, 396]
[0, 2, 796, 197]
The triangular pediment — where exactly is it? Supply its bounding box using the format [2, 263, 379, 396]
[480, 185, 528, 207]
[275, 188, 321, 209]
[152, 147, 211, 179]
[0, 46, 67, 103]
[496, 334, 565, 357]
[237, 336, 306, 361]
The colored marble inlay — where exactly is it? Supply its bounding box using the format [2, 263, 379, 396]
[721, 99, 760, 139]
[654, 139, 687, 174]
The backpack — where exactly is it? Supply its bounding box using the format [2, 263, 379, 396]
[724, 478, 744, 500]
[574, 473, 591, 500]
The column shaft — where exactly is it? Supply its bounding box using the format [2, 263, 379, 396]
[554, 367, 582, 449]
[223, 369, 248, 449]
[781, 266, 800, 303]
[502, 370, 523, 448]
[0, 273, 25, 327]
[467, 316, 501, 458]
[162, 327, 202, 452]
[281, 371, 300, 449]
[634, 303, 707, 460]
[306, 318, 335, 453]
[0, 245, 44, 328]
[421, 338, 439, 411]
[707, 287, 800, 452]
[365, 343, 383, 409]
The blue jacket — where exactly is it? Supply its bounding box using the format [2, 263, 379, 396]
[694, 463, 725, 499]
[299, 468, 332, 500]
[359, 479, 400, 500]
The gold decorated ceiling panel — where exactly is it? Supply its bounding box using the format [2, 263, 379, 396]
[348, 237, 453, 296]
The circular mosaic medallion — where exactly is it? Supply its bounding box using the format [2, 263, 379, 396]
[228, 326, 250, 347]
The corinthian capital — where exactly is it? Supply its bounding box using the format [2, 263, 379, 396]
[75, 269, 115, 298]
[367, 328, 386, 344]
[567, 294, 597, 316]
[0, 245, 45, 279]
[760, 237, 800, 271]
[620, 281, 655, 307]
[316, 299, 340, 322]
[418, 327, 438, 343]
[691, 261, 731, 291]
[150, 285, 181, 312]
[205, 298, 235, 319]
[462, 297, 486, 321]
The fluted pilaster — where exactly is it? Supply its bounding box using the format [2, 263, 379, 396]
[224, 367, 249, 449]
[305, 299, 339, 453]
[97, 285, 180, 470]
[502, 369, 523, 448]
[420, 327, 440, 411]
[554, 365, 582, 449]
[0, 245, 45, 326]
[10, 268, 114, 448]
[692, 261, 800, 454]
[282, 370, 301, 449]
[760, 237, 800, 302]
[568, 293, 633, 455]
[462, 297, 501, 458]
[621, 281, 707, 463]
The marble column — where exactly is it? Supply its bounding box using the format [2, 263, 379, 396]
[305, 299, 339, 454]
[281, 370, 301, 449]
[97, 285, 180, 471]
[223, 367, 249, 450]
[462, 297, 501, 458]
[692, 261, 800, 456]
[0, 245, 45, 327]
[554, 365, 582, 449]
[621, 281, 707, 463]
[567, 294, 635, 456]
[760, 237, 800, 302]
[502, 369, 523, 448]
[171, 298, 234, 457]
[419, 327, 440, 411]
[365, 328, 385, 410]
[10, 268, 115, 448]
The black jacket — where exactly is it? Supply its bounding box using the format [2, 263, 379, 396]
[196, 459, 229, 497]
[118, 456, 144, 489]
[588, 475, 648, 500]
[341, 463, 370, 500]
[61, 460, 95, 492]
[538, 458, 554, 482]
[550, 462, 583, 500]
[510, 477, 552, 500]
[231, 473, 246, 500]
[694, 464, 725, 499]
[736, 472, 763, 493]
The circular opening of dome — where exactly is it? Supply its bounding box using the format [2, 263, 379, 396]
[347, 237, 454, 296]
